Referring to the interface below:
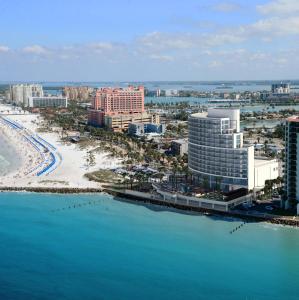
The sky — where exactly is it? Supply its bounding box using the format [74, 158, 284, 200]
[0, 0, 299, 81]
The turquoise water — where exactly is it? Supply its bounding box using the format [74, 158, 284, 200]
[0, 192, 299, 300]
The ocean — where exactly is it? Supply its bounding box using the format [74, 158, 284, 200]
[0, 192, 298, 300]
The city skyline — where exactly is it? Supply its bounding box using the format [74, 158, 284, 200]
[0, 0, 299, 81]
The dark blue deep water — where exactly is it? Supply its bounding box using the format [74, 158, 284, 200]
[0, 192, 298, 300]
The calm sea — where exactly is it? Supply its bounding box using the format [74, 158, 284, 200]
[0, 192, 298, 300]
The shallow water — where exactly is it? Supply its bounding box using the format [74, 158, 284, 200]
[0, 192, 298, 300]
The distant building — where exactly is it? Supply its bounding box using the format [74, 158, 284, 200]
[188, 108, 278, 191]
[165, 89, 178, 97]
[88, 110, 105, 127]
[105, 112, 160, 132]
[260, 92, 271, 101]
[285, 116, 299, 211]
[128, 123, 166, 136]
[28, 96, 68, 108]
[233, 93, 241, 100]
[88, 86, 159, 132]
[271, 83, 290, 95]
[63, 86, 94, 102]
[171, 139, 188, 156]
[92, 86, 144, 115]
[10, 84, 43, 106]
[219, 92, 230, 99]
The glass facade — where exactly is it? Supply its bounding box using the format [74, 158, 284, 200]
[285, 119, 299, 207]
[188, 110, 253, 191]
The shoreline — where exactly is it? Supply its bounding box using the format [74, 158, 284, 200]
[107, 189, 299, 228]
[0, 115, 49, 182]
[0, 104, 122, 189]
[0, 186, 103, 194]
[1, 185, 298, 228]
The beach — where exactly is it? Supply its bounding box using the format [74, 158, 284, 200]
[0, 104, 122, 189]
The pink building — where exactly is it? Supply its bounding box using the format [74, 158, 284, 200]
[88, 86, 145, 128]
[92, 86, 145, 115]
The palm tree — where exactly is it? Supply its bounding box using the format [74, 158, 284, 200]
[203, 176, 210, 191]
[171, 163, 179, 190]
[182, 165, 191, 183]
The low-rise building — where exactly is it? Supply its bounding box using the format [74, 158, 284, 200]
[171, 139, 188, 156]
[128, 123, 166, 136]
[28, 96, 68, 108]
[254, 158, 280, 190]
[88, 110, 105, 127]
[105, 112, 160, 132]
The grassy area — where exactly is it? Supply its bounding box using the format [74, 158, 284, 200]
[85, 169, 122, 184]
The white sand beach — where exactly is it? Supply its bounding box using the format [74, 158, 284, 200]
[0, 104, 122, 189]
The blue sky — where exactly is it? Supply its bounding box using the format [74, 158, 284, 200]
[0, 0, 298, 81]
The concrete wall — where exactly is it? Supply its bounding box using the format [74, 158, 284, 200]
[254, 159, 279, 189]
[247, 146, 255, 190]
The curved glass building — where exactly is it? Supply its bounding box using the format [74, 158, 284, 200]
[188, 109, 255, 191]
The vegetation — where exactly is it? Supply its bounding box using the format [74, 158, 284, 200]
[85, 170, 121, 184]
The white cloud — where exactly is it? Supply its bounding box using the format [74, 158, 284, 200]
[149, 54, 174, 61]
[204, 33, 245, 47]
[22, 45, 49, 55]
[209, 60, 223, 68]
[257, 0, 299, 15]
[89, 42, 115, 51]
[138, 32, 196, 51]
[0, 46, 9, 53]
[249, 16, 299, 35]
[213, 2, 241, 13]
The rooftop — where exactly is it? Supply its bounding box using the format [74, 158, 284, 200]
[287, 116, 299, 123]
[254, 157, 278, 168]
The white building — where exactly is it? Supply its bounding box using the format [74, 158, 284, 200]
[254, 158, 279, 190]
[10, 84, 44, 106]
[188, 108, 279, 192]
[165, 89, 178, 97]
[271, 83, 290, 95]
[28, 96, 68, 108]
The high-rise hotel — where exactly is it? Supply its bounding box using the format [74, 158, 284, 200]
[10, 84, 44, 106]
[88, 86, 159, 132]
[285, 117, 299, 210]
[188, 108, 279, 192]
